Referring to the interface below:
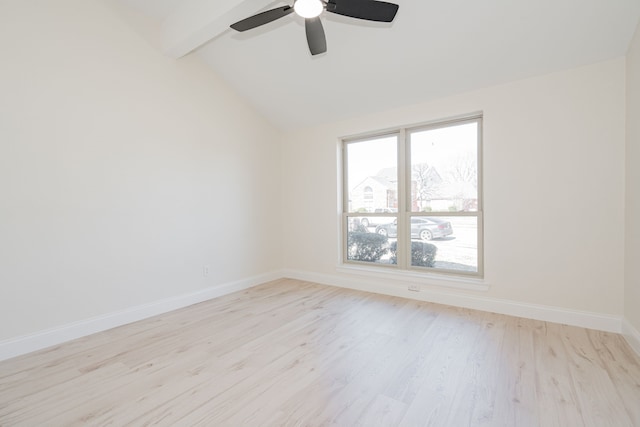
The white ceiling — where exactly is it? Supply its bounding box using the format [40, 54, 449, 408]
[117, 0, 640, 130]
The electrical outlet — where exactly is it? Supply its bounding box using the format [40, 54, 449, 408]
[408, 283, 420, 292]
[203, 266, 210, 277]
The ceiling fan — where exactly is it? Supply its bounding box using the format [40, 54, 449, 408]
[230, 0, 399, 56]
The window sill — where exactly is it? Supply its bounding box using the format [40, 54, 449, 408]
[336, 264, 490, 292]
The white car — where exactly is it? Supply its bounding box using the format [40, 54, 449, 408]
[359, 209, 396, 227]
[375, 217, 454, 241]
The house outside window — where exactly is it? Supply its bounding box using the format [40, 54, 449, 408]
[342, 114, 483, 277]
[363, 186, 374, 210]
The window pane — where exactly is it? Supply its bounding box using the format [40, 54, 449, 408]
[408, 216, 478, 273]
[346, 135, 398, 213]
[410, 122, 478, 212]
[346, 216, 397, 265]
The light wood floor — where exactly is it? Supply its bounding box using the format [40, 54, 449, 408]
[1, 279, 639, 426]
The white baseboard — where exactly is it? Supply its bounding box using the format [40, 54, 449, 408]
[1, 268, 629, 363]
[283, 269, 623, 334]
[622, 319, 640, 357]
[0, 271, 283, 362]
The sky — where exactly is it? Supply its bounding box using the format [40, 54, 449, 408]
[346, 121, 478, 191]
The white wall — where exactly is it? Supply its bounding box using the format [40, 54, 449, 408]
[283, 58, 626, 319]
[0, 0, 282, 341]
[0, 1, 632, 354]
[625, 22, 640, 334]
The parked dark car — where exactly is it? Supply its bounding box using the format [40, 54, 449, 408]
[375, 217, 453, 241]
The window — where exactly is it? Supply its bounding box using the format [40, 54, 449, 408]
[342, 115, 483, 276]
[363, 186, 373, 210]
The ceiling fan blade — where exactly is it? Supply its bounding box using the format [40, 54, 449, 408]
[305, 17, 327, 56]
[230, 6, 293, 32]
[326, 0, 398, 22]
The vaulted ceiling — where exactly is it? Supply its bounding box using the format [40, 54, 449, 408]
[116, 0, 640, 130]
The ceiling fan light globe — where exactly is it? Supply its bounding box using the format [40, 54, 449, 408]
[294, 0, 323, 18]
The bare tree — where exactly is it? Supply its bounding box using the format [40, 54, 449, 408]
[412, 163, 441, 210]
[446, 155, 477, 210]
[447, 154, 477, 188]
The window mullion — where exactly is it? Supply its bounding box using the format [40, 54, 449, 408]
[396, 128, 409, 269]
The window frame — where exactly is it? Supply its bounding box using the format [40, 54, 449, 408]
[341, 113, 483, 278]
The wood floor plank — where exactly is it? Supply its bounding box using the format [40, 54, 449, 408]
[397, 307, 488, 426]
[355, 394, 408, 427]
[587, 329, 640, 424]
[490, 316, 540, 427]
[442, 311, 508, 426]
[1, 279, 639, 427]
[532, 321, 587, 427]
[560, 324, 634, 427]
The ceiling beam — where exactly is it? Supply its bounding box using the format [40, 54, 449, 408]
[162, 0, 278, 58]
